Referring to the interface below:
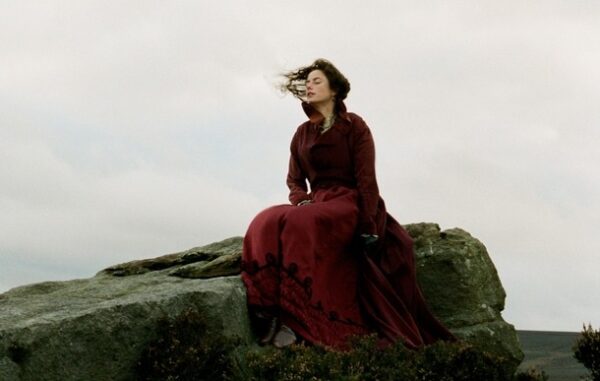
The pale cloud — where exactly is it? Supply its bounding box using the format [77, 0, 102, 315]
[0, 128, 265, 281]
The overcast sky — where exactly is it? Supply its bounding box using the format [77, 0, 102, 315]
[1, 1, 599, 332]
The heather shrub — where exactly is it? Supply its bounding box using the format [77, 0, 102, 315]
[573, 323, 600, 381]
[136, 308, 236, 381]
[514, 367, 549, 381]
[240, 336, 544, 381]
[413, 340, 512, 381]
[136, 312, 548, 381]
[241, 335, 412, 381]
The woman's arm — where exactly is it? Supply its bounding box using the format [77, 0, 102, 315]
[287, 130, 311, 205]
[352, 117, 380, 236]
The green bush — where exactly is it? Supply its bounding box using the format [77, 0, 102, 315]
[574, 323, 600, 381]
[514, 368, 549, 381]
[136, 313, 548, 381]
[239, 335, 545, 381]
[136, 308, 235, 381]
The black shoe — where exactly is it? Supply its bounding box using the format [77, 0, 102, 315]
[259, 317, 279, 345]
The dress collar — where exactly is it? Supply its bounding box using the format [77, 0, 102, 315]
[301, 100, 352, 126]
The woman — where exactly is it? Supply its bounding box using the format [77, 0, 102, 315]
[241, 59, 454, 349]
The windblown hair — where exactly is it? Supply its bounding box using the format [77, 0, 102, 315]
[281, 58, 351, 102]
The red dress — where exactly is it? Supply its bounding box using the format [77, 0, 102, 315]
[241, 101, 454, 348]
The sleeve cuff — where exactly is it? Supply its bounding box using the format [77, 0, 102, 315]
[290, 193, 311, 205]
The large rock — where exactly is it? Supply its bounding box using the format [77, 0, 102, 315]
[405, 223, 523, 369]
[0, 225, 523, 380]
[0, 239, 251, 381]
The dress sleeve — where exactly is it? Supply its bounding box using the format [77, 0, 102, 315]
[287, 129, 311, 205]
[352, 118, 380, 235]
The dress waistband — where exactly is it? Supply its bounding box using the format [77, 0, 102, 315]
[311, 179, 357, 190]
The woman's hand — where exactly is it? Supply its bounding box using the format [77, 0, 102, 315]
[360, 234, 379, 257]
[360, 234, 379, 246]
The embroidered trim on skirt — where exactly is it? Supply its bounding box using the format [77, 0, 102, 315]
[241, 186, 369, 348]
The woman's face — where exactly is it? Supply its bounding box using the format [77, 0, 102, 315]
[306, 69, 336, 106]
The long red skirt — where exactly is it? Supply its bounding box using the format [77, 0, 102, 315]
[241, 186, 369, 347]
[241, 186, 454, 349]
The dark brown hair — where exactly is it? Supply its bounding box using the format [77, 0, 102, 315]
[281, 58, 351, 102]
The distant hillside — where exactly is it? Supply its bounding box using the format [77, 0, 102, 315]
[518, 330, 587, 380]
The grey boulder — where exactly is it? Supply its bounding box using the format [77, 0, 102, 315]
[0, 224, 523, 380]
